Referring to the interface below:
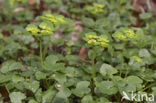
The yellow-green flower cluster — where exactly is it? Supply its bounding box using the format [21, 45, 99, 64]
[26, 22, 54, 36]
[39, 22, 54, 34]
[132, 56, 142, 63]
[40, 13, 66, 24]
[26, 13, 67, 36]
[113, 28, 136, 41]
[85, 3, 104, 14]
[84, 33, 109, 47]
[26, 24, 40, 34]
[123, 29, 135, 39]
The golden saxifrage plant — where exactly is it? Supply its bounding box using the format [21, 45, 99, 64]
[26, 13, 66, 68]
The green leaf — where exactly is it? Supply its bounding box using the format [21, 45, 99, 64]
[28, 99, 38, 103]
[122, 76, 143, 92]
[35, 89, 42, 102]
[139, 49, 151, 58]
[12, 75, 24, 83]
[64, 78, 78, 87]
[44, 55, 59, 65]
[63, 67, 79, 77]
[35, 71, 47, 80]
[0, 74, 12, 83]
[20, 35, 35, 45]
[44, 55, 65, 71]
[97, 97, 110, 103]
[124, 76, 143, 85]
[96, 18, 110, 27]
[52, 97, 65, 103]
[5, 42, 21, 55]
[52, 73, 67, 83]
[72, 81, 91, 97]
[100, 63, 118, 76]
[65, 55, 82, 65]
[39, 21, 54, 35]
[139, 13, 152, 19]
[9, 92, 26, 103]
[96, 81, 118, 95]
[81, 95, 93, 103]
[1, 60, 23, 73]
[56, 87, 71, 99]
[44, 63, 65, 71]
[82, 17, 95, 27]
[39, 22, 54, 30]
[152, 87, 156, 95]
[42, 88, 57, 103]
[24, 81, 39, 93]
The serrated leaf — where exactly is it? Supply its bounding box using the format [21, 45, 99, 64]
[81, 95, 93, 103]
[52, 73, 67, 83]
[12, 75, 24, 83]
[0, 74, 12, 83]
[100, 63, 117, 76]
[42, 89, 57, 103]
[96, 81, 118, 95]
[139, 13, 152, 19]
[9, 92, 26, 103]
[24, 81, 39, 93]
[139, 49, 151, 58]
[124, 76, 143, 85]
[1, 61, 23, 73]
[56, 87, 71, 99]
[28, 99, 38, 103]
[82, 17, 95, 27]
[72, 81, 90, 97]
[35, 71, 46, 80]
[44, 55, 59, 65]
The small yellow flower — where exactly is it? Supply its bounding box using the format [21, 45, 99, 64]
[127, 33, 135, 38]
[113, 28, 137, 41]
[39, 22, 52, 31]
[40, 30, 53, 35]
[85, 3, 104, 14]
[93, 3, 104, 9]
[84, 33, 109, 47]
[88, 35, 98, 39]
[56, 16, 66, 24]
[26, 24, 40, 34]
[132, 56, 142, 63]
[100, 42, 109, 47]
[98, 38, 109, 43]
[45, 13, 57, 23]
[88, 39, 96, 44]
[123, 29, 135, 39]
[117, 33, 127, 40]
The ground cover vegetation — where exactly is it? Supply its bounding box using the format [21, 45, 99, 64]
[0, 0, 156, 103]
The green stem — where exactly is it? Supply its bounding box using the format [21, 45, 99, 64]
[90, 49, 96, 95]
[142, 83, 156, 91]
[112, 0, 121, 28]
[43, 36, 51, 59]
[124, 67, 129, 77]
[92, 50, 96, 79]
[120, 43, 125, 76]
[120, 51, 124, 76]
[39, 39, 44, 68]
[91, 51, 96, 96]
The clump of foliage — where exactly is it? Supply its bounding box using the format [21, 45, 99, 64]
[0, 0, 156, 103]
